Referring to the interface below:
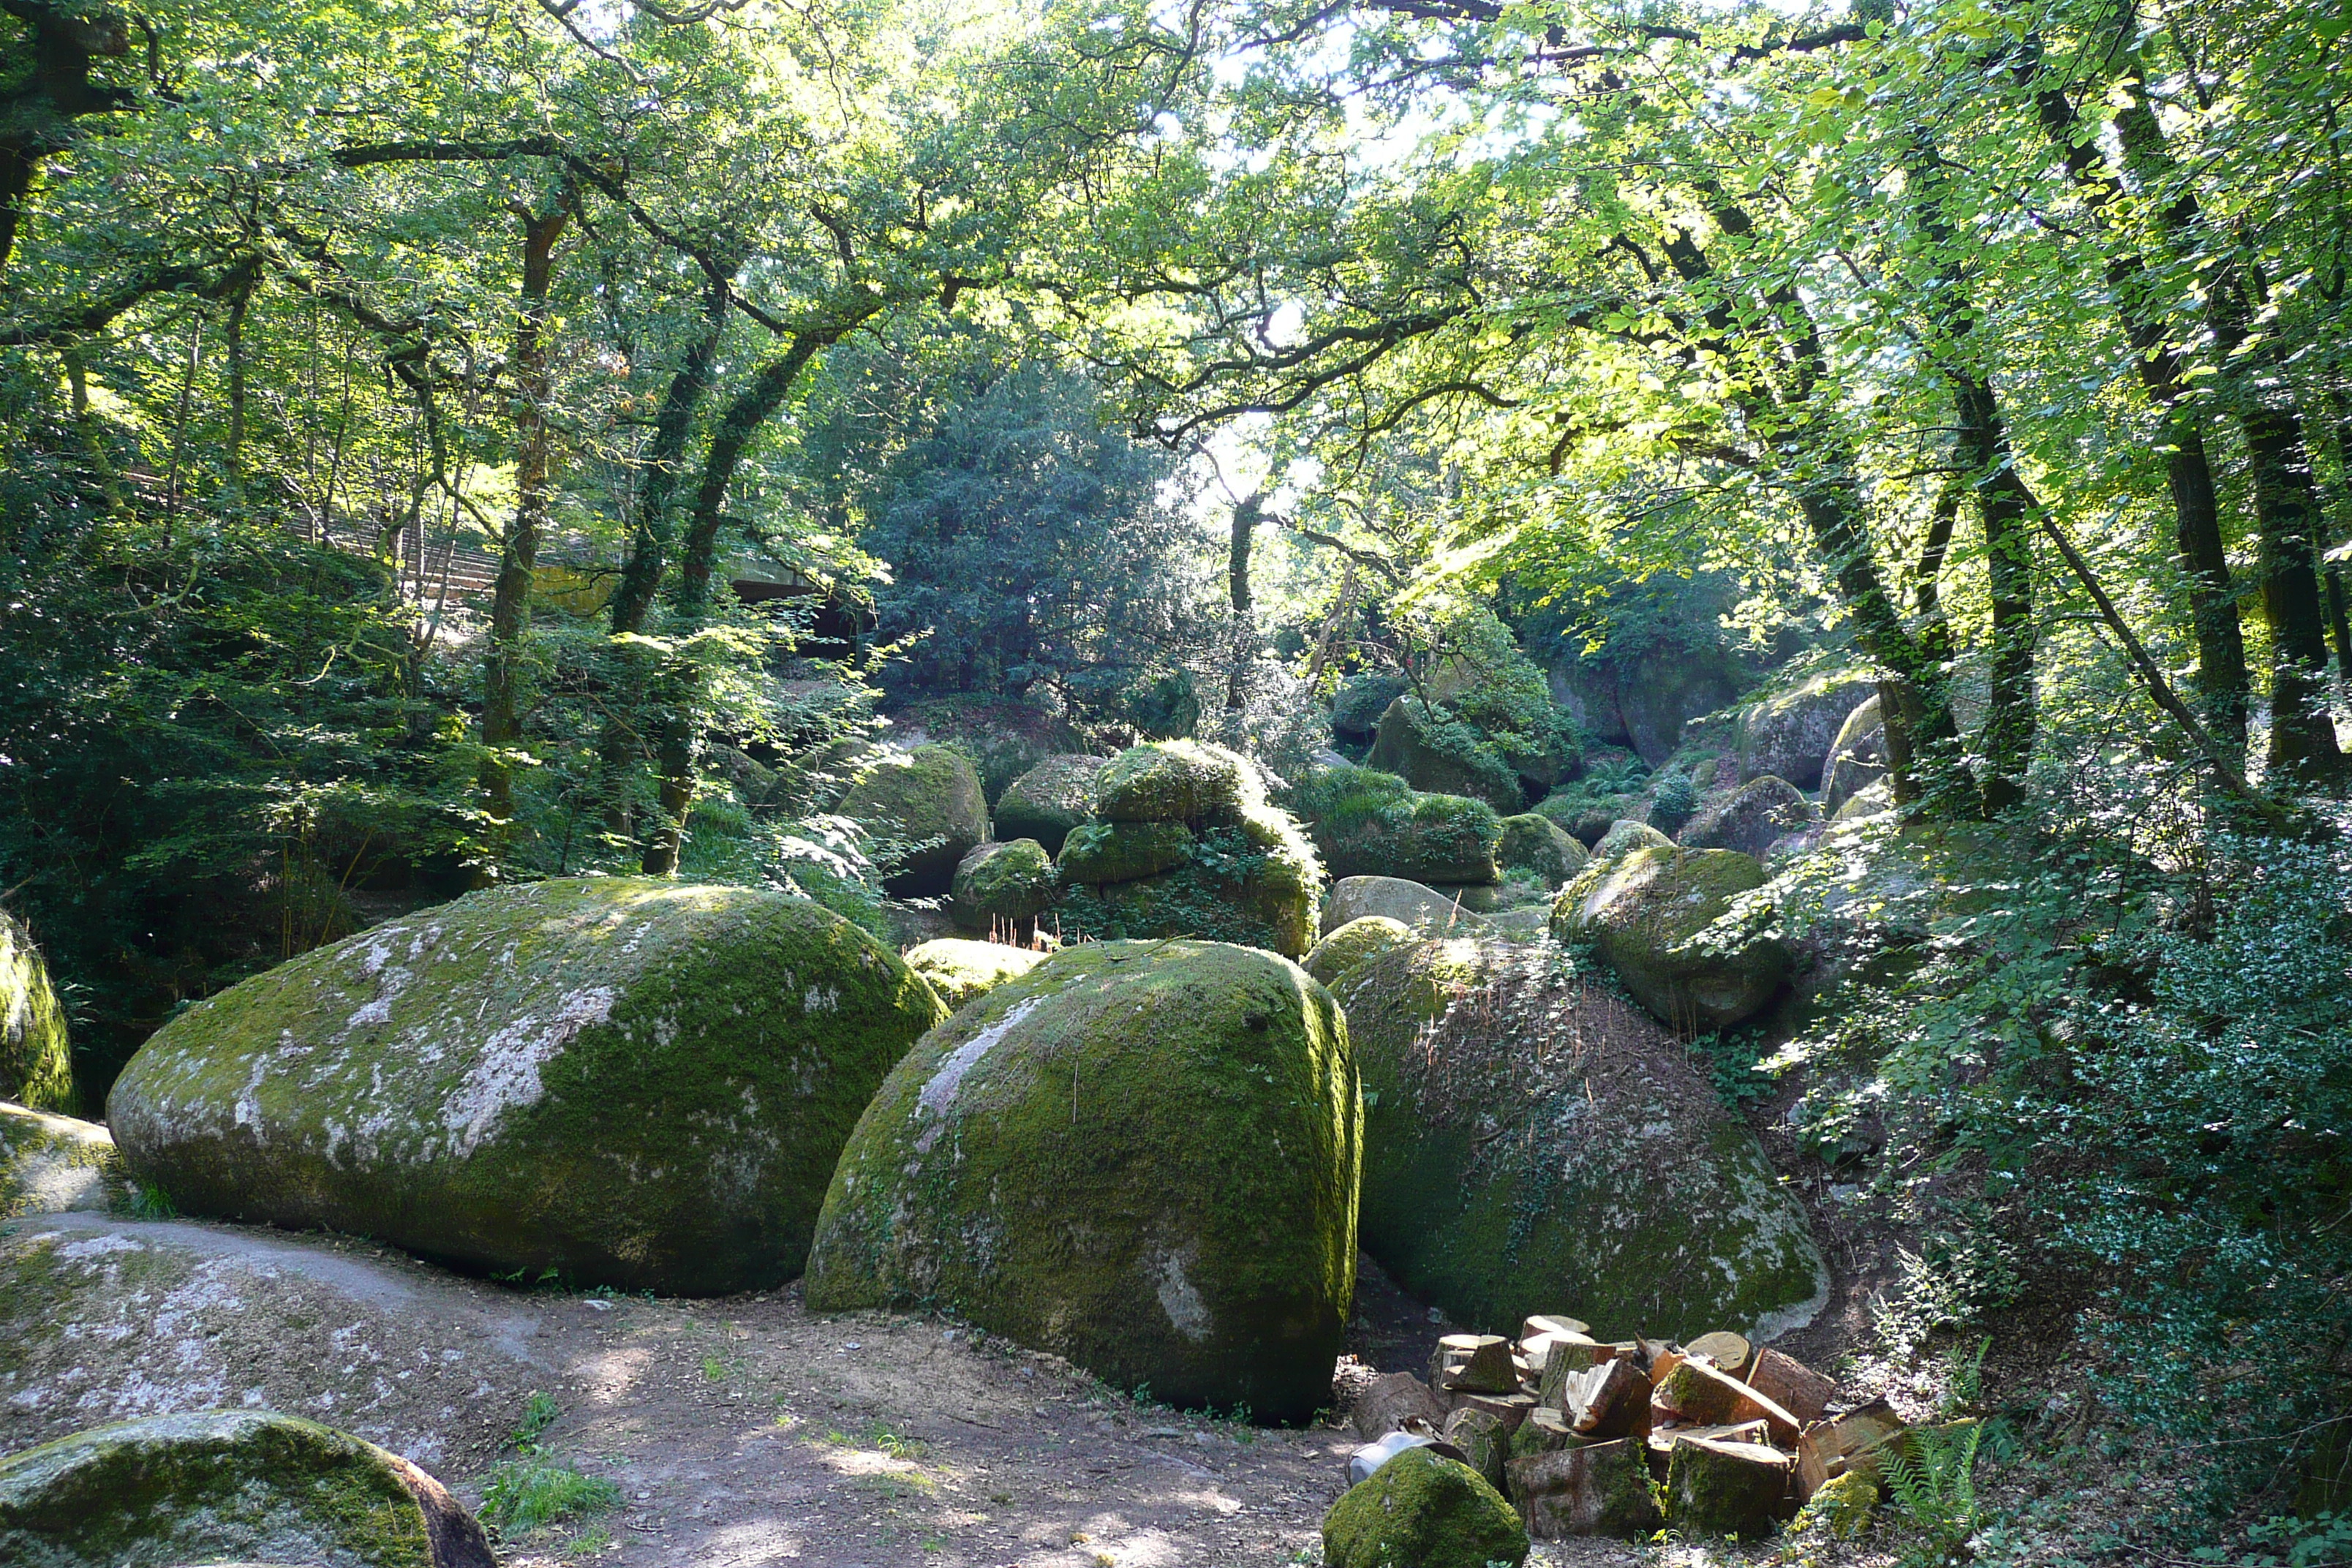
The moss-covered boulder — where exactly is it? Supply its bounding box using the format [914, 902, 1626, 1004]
[1290, 766, 1502, 884]
[1094, 739, 1256, 824]
[1, 1103, 124, 1218]
[1736, 668, 1877, 791]
[1322, 1444, 1528, 1568]
[108, 879, 946, 1294]
[0, 1408, 494, 1567]
[1304, 916, 1417, 989]
[1681, 776, 1818, 861]
[1059, 799, 1321, 959]
[1367, 698, 1526, 813]
[1553, 847, 1789, 1033]
[1323, 877, 1490, 937]
[1331, 671, 1410, 741]
[1823, 694, 1888, 817]
[902, 938, 1049, 1012]
[951, 840, 1059, 931]
[1058, 820, 1195, 885]
[1, 911, 73, 1114]
[1591, 818, 1674, 863]
[1615, 640, 1746, 766]
[993, 755, 1109, 853]
[839, 744, 989, 895]
[885, 695, 1087, 803]
[1324, 938, 1825, 1343]
[804, 940, 1359, 1421]
[1496, 814, 1587, 886]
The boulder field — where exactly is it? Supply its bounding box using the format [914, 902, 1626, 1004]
[107, 878, 946, 1294]
[805, 939, 1360, 1422]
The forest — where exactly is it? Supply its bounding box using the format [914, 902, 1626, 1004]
[1, 0, 2348, 1564]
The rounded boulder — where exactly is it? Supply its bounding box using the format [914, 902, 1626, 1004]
[1, 910, 72, 1114]
[1590, 818, 1674, 863]
[1681, 776, 1819, 861]
[1495, 813, 1587, 886]
[1322, 1444, 1527, 1568]
[902, 938, 1049, 1012]
[1553, 847, 1789, 1033]
[1322, 877, 1489, 938]
[840, 744, 988, 895]
[1, 1102, 124, 1219]
[0, 1408, 494, 1567]
[804, 939, 1360, 1422]
[1093, 740, 1257, 824]
[951, 839, 1059, 931]
[1303, 916, 1417, 989]
[1735, 668, 1877, 791]
[107, 878, 947, 1294]
[993, 755, 1109, 854]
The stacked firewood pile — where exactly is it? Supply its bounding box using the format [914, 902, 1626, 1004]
[1349, 1316, 1910, 1539]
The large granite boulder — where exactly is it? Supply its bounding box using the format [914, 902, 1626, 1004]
[840, 744, 989, 895]
[1303, 917, 1417, 990]
[1322, 1444, 1529, 1568]
[1823, 693, 1888, 816]
[902, 938, 1049, 1012]
[804, 940, 1360, 1422]
[1058, 821, 1194, 884]
[1, 1103, 123, 1218]
[1590, 818, 1674, 863]
[1322, 938, 1827, 1342]
[1367, 698, 1526, 813]
[108, 878, 945, 1294]
[950, 839, 1059, 931]
[1495, 813, 1588, 886]
[1615, 641, 1745, 766]
[0, 1409, 494, 1567]
[1553, 848, 1790, 1033]
[1, 910, 72, 1113]
[992, 755, 1109, 854]
[1331, 671, 1411, 742]
[1322, 877, 1490, 937]
[1681, 776, 1819, 861]
[1735, 668, 1877, 791]
[1291, 766, 1501, 884]
[1093, 739, 1256, 823]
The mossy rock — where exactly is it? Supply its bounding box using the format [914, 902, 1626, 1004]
[839, 744, 989, 895]
[1536, 791, 1643, 849]
[804, 940, 1360, 1422]
[1331, 671, 1411, 740]
[1365, 698, 1526, 814]
[1680, 777, 1817, 862]
[1590, 819, 1674, 863]
[1, 911, 73, 1115]
[0, 1408, 494, 1567]
[992, 755, 1109, 853]
[1322, 877, 1490, 938]
[1058, 821, 1195, 885]
[1, 1103, 125, 1219]
[1494, 815, 1587, 886]
[885, 696, 1087, 803]
[1322, 1444, 1528, 1568]
[1095, 740, 1258, 824]
[1304, 917, 1417, 990]
[902, 939, 1050, 1012]
[951, 840, 1060, 930]
[1324, 938, 1825, 1343]
[1614, 639, 1746, 766]
[1735, 668, 1877, 792]
[1553, 847, 1789, 1033]
[1822, 695, 1888, 816]
[107, 878, 946, 1294]
[1292, 766, 1502, 883]
[1058, 806, 1322, 958]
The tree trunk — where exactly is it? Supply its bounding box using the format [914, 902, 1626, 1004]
[1226, 490, 1262, 714]
[478, 196, 571, 851]
[224, 274, 251, 502]
[1952, 374, 2038, 812]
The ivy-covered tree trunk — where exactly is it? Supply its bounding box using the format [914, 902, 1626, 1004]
[1226, 489, 1261, 715]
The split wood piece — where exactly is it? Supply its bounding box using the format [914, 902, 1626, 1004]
[1431, 1333, 1518, 1394]
[1665, 1435, 1794, 1538]
[1795, 1397, 1909, 1501]
[1351, 1371, 1448, 1439]
[1685, 1330, 1754, 1379]
[1517, 1315, 1593, 1375]
[1450, 1390, 1534, 1433]
[1647, 1347, 1684, 1389]
[1559, 1356, 1651, 1442]
[1508, 1438, 1663, 1540]
[1442, 1405, 1512, 1491]
[1537, 1339, 1637, 1410]
[1509, 1406, 1575, 1460]
[1521, 1313, 1591, 1341]
[1747, 1347, 1839, 1428]
[1651, 1356, 1802, 1446]
[1520, 1327, 1597, 1381]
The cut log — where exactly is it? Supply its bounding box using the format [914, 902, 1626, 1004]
[1443, 1405, 1512, 1490]
[1351, 1371, 1449, 1439]
[1795, 1397, 1909, 1501]
[1432, 1333, 1518, 1394]
[1450, 1390, 1534, 1433]
[1647, 1419, 1768, 1469]
[1521, 1313, 1592, 1341]
[1508, 1438, 1663, 1539]
[1651, 1356, 1802, 1445]
[1665, 1435, 1794, 1537]
[1647, 1347, 1684, 1389]
[1685, 1330, 1754, 1378]
[1537, 1339, 1637, 1409]
[1509, 1406, 1575, 1460]
[1559, 1355, 1650, 1441]
[1747, 1347, 1839, 1428]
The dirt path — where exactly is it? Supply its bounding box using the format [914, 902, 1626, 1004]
[0, 1213, 1729, 1567]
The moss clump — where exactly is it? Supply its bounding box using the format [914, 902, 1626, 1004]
[1093, 740, 1257, 824]
[992, 755, 1109, 853]
[1553, 846, 1789, 1033]
[107, 878, 946, 1294]
[1332, 938, 1825, 1343]
[1, 911, 73, 1114]
[1495, 814, 1586, 886]
[951, 840, 1060, 929]
[902, 939, 1049, 1012]
[0, 1103, 124, 1218]
[804, 939, 1360, 1422]
[1303, 917, 1415, 989]
[1322, 1445, 1527, 1568]
[839, 744, 988, 894]
[0, 1408, 491, 1567]
[1058, 821, 1195, 885]
[1289, 765, 1502, 884]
